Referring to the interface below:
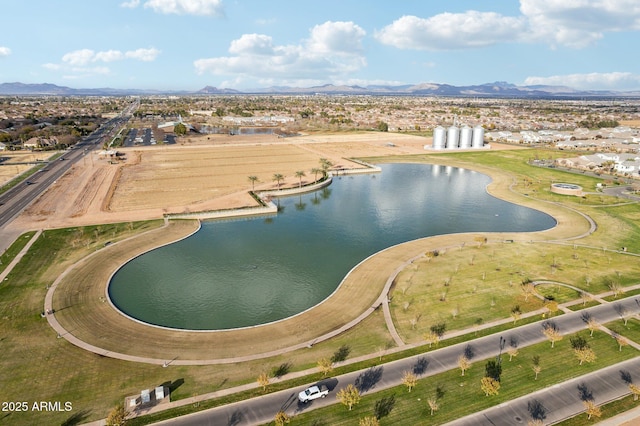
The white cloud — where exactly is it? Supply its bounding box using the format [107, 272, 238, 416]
[524, 72, 640, 90]
[376, 1, 640, 51]
[194, 21, 366, 85]
[62, 49, 95, 66]
[94, 50, 125, 63]
[229, 34, 276, 56]
[0, 46, 11, 57]
[125, 47, 161, 61]
[62, 48, 160, 65]
[308, 21, 366, 54]
[120, 0, 140, 8]
[520, 0, 640, 48]
[51, 47, 160, 80]
[376, 12, 526, 50]
[143, 0, 224, 16]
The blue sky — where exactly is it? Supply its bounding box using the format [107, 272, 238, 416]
[1, 0, 640, 91]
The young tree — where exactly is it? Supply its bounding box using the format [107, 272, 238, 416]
[257, 372, 270, 392]
[574, 347, 597, 365]
[542, 322, 563, 348]
[424, 330, 440, 348]
[430, 322, 446, 338]
[580, 291, 593, 306]
[545, 300, 559, 317]
[532, 355, 542, 380]
[402, 371, 418, 392]
[427, 396, 439, 416]
[507, 346, 519, 361]
[485, 360, 502, 382]
[511, 305, 522, 324]
[629, 384, 640, 401]
[105, 403, 129, 426]
[570, 335, 595, 365]
[336, 384, 361, 410]
[521, 281, 536, 301]
[272, 173, 284, 189]
[317, 358, 333, 376]
[311, 167, 322, 182]
[319, 158, 333, 176]
[359, 416, 380, 426]
[583, 400, 602, 420]
[586, 317, 599, 337]
[274, 410, 290, 426]
[248, 175, 259, 191]
[616, 335, 629, 352]
[458, 355, 471, 376]
[480, 377, 500, 396]
[294, 170, 306, 188]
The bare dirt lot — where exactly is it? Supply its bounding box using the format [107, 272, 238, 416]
[0, 151, 55, 186]
[6, 131, 431, 233]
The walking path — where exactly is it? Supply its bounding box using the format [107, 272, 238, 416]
[0, 228, 42, 282]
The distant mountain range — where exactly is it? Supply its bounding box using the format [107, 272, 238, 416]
[1, 81, 639, 98]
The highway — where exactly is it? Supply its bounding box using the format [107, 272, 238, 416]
[0, 101, 136, 230]
[151, 296, 640, 425]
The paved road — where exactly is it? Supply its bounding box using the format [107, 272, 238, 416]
[449, 357, 640, 425]
[0, 103, 135, 243]
[148, 296, 640, 426]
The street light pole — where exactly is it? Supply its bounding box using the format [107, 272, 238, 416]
[497, 336, 506, 366]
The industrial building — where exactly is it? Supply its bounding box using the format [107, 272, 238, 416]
[428, 125, 486, 150]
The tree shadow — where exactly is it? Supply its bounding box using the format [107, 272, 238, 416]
[577, 382, 594, 401]
[412, 357, 429, 376]
[331, 345, 351, 363]
[227, 409, 243, 426]
[60, 409, 91, 426]
[620, 369, 633, 384]
[272, 362, 291, 378]
[374, 394, 396, 420]
[580, 311, 592, 323]
[527, 399, 547, 422]
[509, 336, 519, 348]
[355, 366, 384, 393]
[463, 344, 475, 360]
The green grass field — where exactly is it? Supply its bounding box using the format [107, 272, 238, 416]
[1, 147, 640, 425]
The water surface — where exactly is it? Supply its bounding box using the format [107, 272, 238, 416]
[109, 163, 556, 330]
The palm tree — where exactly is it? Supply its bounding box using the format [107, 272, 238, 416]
[311, 167, 322, 182]
[294, 170, 306, 188]
[319, 158, 333, 176]
[248, 175, 259, 191]
[273, 173, 284, 189]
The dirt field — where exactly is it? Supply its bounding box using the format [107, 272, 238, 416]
[4, 132, 431, 234]
[0, 151, 55, 186]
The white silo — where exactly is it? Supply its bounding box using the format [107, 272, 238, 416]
[446, 125, 459, 149]
[432, 126, 446, 149]
[472, 125, 485, 148]
[459, 125, 472, 149]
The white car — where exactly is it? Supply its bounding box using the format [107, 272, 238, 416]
[298, 385, 329, 403]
